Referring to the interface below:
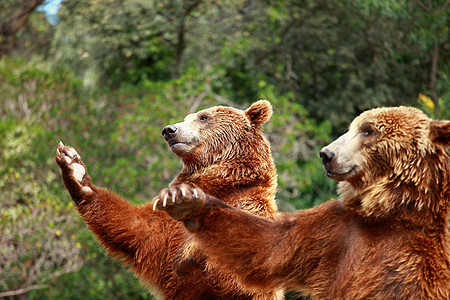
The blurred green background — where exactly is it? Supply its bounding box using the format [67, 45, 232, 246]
[0, 0, 448, 299]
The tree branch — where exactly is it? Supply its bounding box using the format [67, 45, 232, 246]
[414, 0, 431, 13]
[0, 0, 45, 56]
[0, 284, 49, 298]
[184, 0, 203, 16]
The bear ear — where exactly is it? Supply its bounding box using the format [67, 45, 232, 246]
[429, 120, 450, 146]
[245, 100, 273, 128]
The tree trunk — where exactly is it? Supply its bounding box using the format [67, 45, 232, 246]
[172, 17, 186, 79]
[430, 41, 439, 117]
[171, 0, 203, 79]
[0, 0, 45, 57]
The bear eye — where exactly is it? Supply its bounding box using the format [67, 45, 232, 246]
[361, 124, 374, 137]
[198, 114, 209, 122]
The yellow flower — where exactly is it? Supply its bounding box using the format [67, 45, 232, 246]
[418, 93, 434, 110]
[55, 230, 61, 236]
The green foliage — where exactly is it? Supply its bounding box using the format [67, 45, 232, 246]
[223, 0, 440, 134]
[50, 0, 448, 133]
[52, 0, 210, 84]
[258, 85, 336, 210]
[0, 116, 83, 295]
[358, 0, 449, 119]
[0, 57, 150, 298]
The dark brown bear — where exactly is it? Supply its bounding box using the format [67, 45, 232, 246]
[156, 107, 450, 299]
[55, 100, 284, 299]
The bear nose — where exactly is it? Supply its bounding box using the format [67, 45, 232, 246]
[319, 148, 334, 167]
[162, 125, 178, 140]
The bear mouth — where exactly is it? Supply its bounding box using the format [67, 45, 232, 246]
[325, 165, 357, 181]
[166, 137, 201, 156]
[169, 141, 188, 147]
[169, 141, 195, 154]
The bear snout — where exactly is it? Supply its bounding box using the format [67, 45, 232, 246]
[162, 125, 178, 141]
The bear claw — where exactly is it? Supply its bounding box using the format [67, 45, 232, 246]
[153, 184, 207, 220]
[163, 193, 169, 207]
[152, 198, 161, 211]
[172, 192, 176, 203]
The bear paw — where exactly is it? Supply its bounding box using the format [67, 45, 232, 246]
[56, 141, 93, 196]
[152, 184, 207, 221]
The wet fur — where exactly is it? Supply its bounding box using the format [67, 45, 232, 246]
[56, 101, 284, 299]
[174, 107, 450, 299]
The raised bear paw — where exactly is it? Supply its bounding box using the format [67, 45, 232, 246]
[152, 184, 207, 221]
[55, 142, 93, 202]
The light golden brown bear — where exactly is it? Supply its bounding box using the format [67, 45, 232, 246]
[55, 101, 284, 299]
[155, 106, 450, 299]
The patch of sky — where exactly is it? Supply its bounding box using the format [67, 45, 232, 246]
[36, 0, 63, 25]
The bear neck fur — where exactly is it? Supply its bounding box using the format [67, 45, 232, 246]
[339, 146, 449, 230]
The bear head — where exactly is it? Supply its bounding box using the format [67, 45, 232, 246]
[320, 107, 449, 220]
[162, 100, 273, 168]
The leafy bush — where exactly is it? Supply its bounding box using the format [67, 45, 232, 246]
[0, 57, 149, 299]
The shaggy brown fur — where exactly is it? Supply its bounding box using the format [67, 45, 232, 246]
[55, 100, 284, 299]
[156, 107, 450, 299]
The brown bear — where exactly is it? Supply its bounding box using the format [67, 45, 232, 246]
[55, 100, 284, 299]
[155, 106, 450, 299]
